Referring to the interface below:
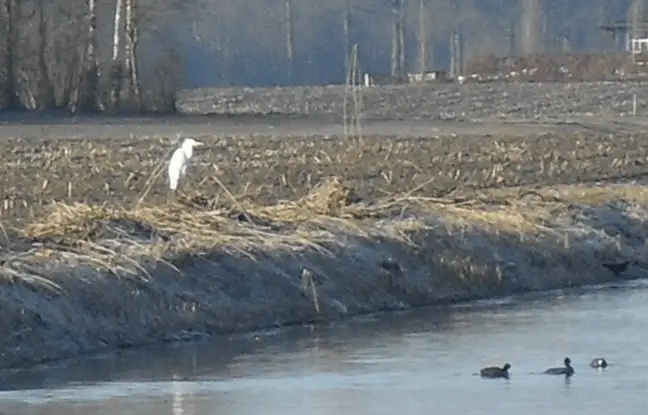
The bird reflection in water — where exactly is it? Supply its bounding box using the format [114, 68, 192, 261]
[171, 373, 196, 415]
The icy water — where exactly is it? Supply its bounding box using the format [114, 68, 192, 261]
[2, 280, 648, 415]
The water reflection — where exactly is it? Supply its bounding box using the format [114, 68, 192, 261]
[171, 375, 194, 415]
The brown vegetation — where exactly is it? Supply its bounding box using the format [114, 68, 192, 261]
[2, 130, 648, 223]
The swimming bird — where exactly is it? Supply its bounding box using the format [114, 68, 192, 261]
[480, 363, 511, 379]
[590, 357, 608, 369]
[544, 357, 574, 376]
[168, 137, 204, 192]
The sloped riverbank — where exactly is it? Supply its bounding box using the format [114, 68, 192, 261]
[1, 180, 647, 369]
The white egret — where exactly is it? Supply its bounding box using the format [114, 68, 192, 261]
[168, 137, 204, 192]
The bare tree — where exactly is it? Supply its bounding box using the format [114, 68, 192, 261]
[109, 0, 124, 109]
[633, 0, 644, 36]
[507, 18, 516, 57]
[1, 0, 20, 109]
[69, 0, 102, 113]
[390, 0, 405, 79]
[398, 1, 405, 76]
[519, 0, 543, 55]
[123, 0, 141, 108]
[285, 0, 295, 83]
[343, 0, 351, 77]
[417, 0, 426, 75]
[449, 30, 463, 78]
[36, 0, 55, 109]
[217, 17, 232, 84]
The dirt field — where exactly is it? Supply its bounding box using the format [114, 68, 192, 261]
[175, 81, 648, 122]
[1, 127, 648, 223]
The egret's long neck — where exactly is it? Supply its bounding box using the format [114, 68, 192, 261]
[182, 144, 193, 160]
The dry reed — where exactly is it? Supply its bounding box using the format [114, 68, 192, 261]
[6, 173, 624, 289]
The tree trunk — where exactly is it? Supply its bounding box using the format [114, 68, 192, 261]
[508, 18, 516, 57]
[284, 0, 295, 84]
[417, 0, 426, 75]
[390, 0, 404, 80]
[221, 35, 231, 84]
[449, 32, 455, 78]
[632, 0, 644, 39]
[64, 16, 83, 110]
[70, 0, 102, 113]
[86, 0, 102, 111]
[519, 0, 543, 55]
[390, 0, 399, 78]
[124, 0, 141, 109]
[398, 3, 405, 77]
[37, 0, 55, 110]
[210, 13, 230, 84]
[110, 0, 124, 110]
[343, 0, 350, 80]
[1, 0, 19, 109]
[449, 31, 463, 79]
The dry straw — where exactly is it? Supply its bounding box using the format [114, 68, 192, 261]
[6, 151, 644, 292]
[17, 176, 554, 263]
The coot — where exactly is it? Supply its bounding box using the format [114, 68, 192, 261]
[544, 357, 574, 376]
[480, 363, 511, 379]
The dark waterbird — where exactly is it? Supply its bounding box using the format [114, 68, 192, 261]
[544, 357, 574, 376]
[590, 357, 608, 369]
[480, 363, 511, 379]
[602, 261, 630, 277]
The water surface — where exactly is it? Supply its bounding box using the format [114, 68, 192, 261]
[2, 281, 648, 415]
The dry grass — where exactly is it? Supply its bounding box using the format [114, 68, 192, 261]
[2, 174, 642, 286]
[0, 130, 646, 289]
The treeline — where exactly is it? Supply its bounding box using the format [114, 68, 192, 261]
[0, 0, 183, 113]
[187, 0, 632, 86]
[0, 0, 637, 114]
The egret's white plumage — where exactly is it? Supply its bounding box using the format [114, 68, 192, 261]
[168, 137, 203, 191]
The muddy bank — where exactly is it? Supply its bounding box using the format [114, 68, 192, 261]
[2, 180, 648, 369]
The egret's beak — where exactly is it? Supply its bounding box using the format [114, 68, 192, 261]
[195, 141, 205, 147]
